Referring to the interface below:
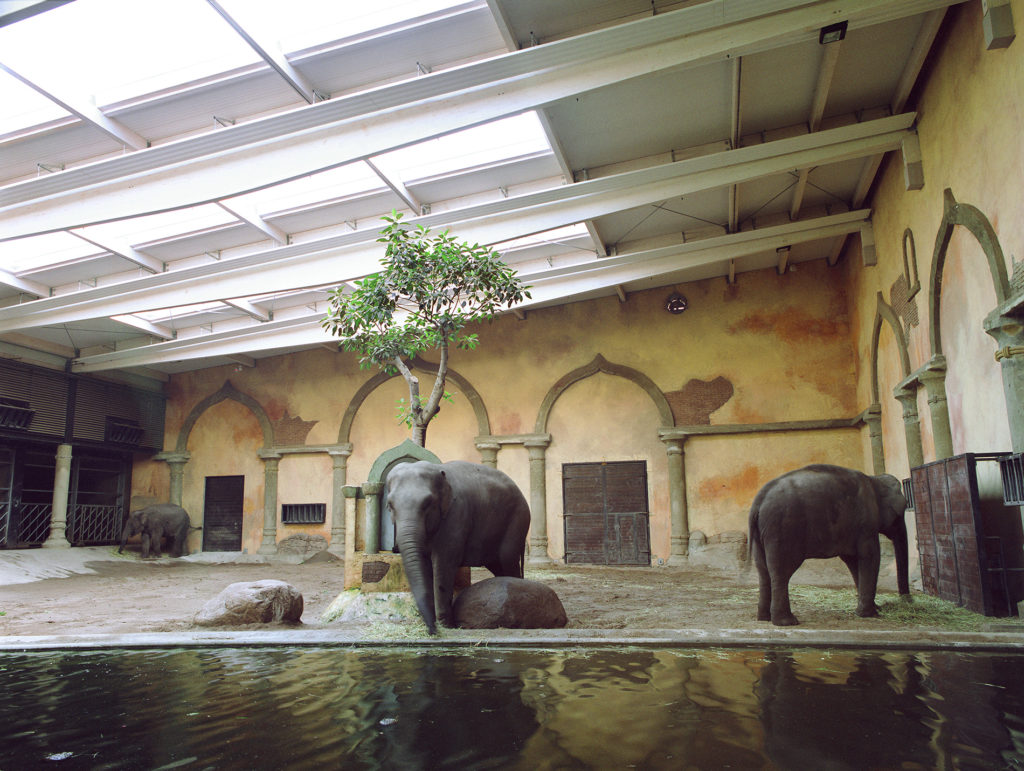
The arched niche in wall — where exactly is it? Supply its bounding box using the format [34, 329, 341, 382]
[926, 188, 1015, 455]
[869, 293, 915, 473]
[336, 357, 491, 446]
[175, 380, 274, 453]
[534, 354, 675, 434]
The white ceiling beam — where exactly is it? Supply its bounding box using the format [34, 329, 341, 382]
[227, 354, 256, 368]
[223, 298, 271, 322]
[205, 0, 320, 104]
[363, 158, 422, 214]
[216, 200, 288, 245]
[0, 62, 148, 150]
[0, 112, 915, 333]
[68, 230, 164, 273]
[851, 9, 946, 209]
[0, 268, 48, 298]
[790, 38, 842, 220]
[0, 0, 963, 240]
[728, 56, 743, 233]
[110, 314, 175, 340]
[69, 209, 871, 372]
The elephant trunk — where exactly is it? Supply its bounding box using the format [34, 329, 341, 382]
[890, 517, 911, 597]
[396, 527, 437, 635]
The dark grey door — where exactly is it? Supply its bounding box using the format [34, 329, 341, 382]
[203, 475, 244, 551]
[563, 461, 650, 565]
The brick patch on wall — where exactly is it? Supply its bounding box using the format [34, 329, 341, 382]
[665, 376, 734, 425]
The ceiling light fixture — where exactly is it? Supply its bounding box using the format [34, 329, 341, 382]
[665, 291, 688, 314]
[819, 20, 848, 44]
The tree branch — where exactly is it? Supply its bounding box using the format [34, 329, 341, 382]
[421, 336, 449, 423]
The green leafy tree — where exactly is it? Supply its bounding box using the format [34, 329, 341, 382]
[322, 212, 530, 447]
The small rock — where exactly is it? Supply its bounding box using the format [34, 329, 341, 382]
[195, 579, 304, 626]
[453, 576, 568, 629]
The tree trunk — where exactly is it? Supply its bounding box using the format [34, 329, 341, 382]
[413, 422, 427, 447]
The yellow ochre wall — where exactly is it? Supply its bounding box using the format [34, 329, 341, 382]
[135, 258, 863, 563]
[847, 0, 1023, 483]
[131, 0, 1023, 564]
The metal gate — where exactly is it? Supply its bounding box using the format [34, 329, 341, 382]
[67, 454, 130, 545]
[203, 475, 244, 551]
[563, 461, 650, 565]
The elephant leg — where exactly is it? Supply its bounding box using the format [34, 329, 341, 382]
[840, 555, 860, 589]
[855, 543, 881, 617]
[433, 556, 458, 629]
[140, 534, 151, 559]
[766, 549, 800, 626]
[753, 540, 772, 622]
[150, 530, 163, 558]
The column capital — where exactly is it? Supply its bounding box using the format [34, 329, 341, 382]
[154, 451, 191, 465]
[362, 481, 383, 496]
[327, 444, 354, 458]
[522, 434, 552, 449]
[258, 449, 283, 461]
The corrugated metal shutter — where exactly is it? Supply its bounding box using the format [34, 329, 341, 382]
[0, 360, 67, 438]
[73, 379, 165, 450]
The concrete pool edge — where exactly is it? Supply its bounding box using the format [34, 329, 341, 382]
[1, 626, 1023, 652]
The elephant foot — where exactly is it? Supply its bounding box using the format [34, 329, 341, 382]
[757, 609, 772, 622]
[772, 614, 799, 626]
[856, 604, 880, 618]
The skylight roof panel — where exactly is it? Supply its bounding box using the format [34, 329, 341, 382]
[78, 205, 238, 247]
[4, 232, 101, 272]
[0, 0, 260, 110]
[225, 163, 384, 217]
[373, 112, 551, 183]
[216, 0, 471, 55]
[0, 68, 70, 136]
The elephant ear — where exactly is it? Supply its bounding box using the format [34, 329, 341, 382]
[438, 469, 453, 517]
[873, 474, 907, 526]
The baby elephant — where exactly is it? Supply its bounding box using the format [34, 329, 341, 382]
[749, 464, 910, 626]
[119, 503, 192, 559]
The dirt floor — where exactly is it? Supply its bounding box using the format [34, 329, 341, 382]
[1, 546, 1008, 638]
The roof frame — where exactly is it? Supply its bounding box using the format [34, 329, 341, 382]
[0, 0, 962, 240]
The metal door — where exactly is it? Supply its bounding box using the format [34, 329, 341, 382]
[67, 454, 129, 545]
[203, 475, 244, 551]
[563, 461, 650, 565]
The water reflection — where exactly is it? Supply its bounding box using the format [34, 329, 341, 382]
[0, 647, 1023, 769]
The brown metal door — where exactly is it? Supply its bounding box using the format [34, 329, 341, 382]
[563, 461, 650, 565]
[203, 475, 244, 552]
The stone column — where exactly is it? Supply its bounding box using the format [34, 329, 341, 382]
[662, 436, 689, 559]
[920, 356, 954, 460]
[257, 451, 281, 555]
[476, 440, 500, 469]
[362, 481, 382, 555]
[43, 444, 72, 549]
[524, 437, 552, 564]
[162, 452, 190, 506]
[864, 404, 886, 475]
[985, 313, 1024, 453]
[893, 387, 924, 469]
[328, 446, 352, 555]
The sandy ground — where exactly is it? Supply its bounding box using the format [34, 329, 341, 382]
[0, 545, 956, 638]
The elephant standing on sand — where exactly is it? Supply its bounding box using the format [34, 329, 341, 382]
[119, 503, 192, 559]
[384, 460, 531, 635]
[748, 464, 911, 626]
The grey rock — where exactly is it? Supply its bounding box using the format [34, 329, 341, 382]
[195, 579, 304, 626]
[276, 533, 328, 557]
[453, 576, 568, 629]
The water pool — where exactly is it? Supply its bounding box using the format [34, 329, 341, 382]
[2, 646, 1023, 769]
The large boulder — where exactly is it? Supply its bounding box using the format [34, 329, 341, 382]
[453, 576, 568, 629]
[195, 579, 304, 626]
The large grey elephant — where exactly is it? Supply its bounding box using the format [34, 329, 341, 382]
[119, 503, 192, 559]
[384, 460, 531, 635]
[748, 464, 910, 626]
